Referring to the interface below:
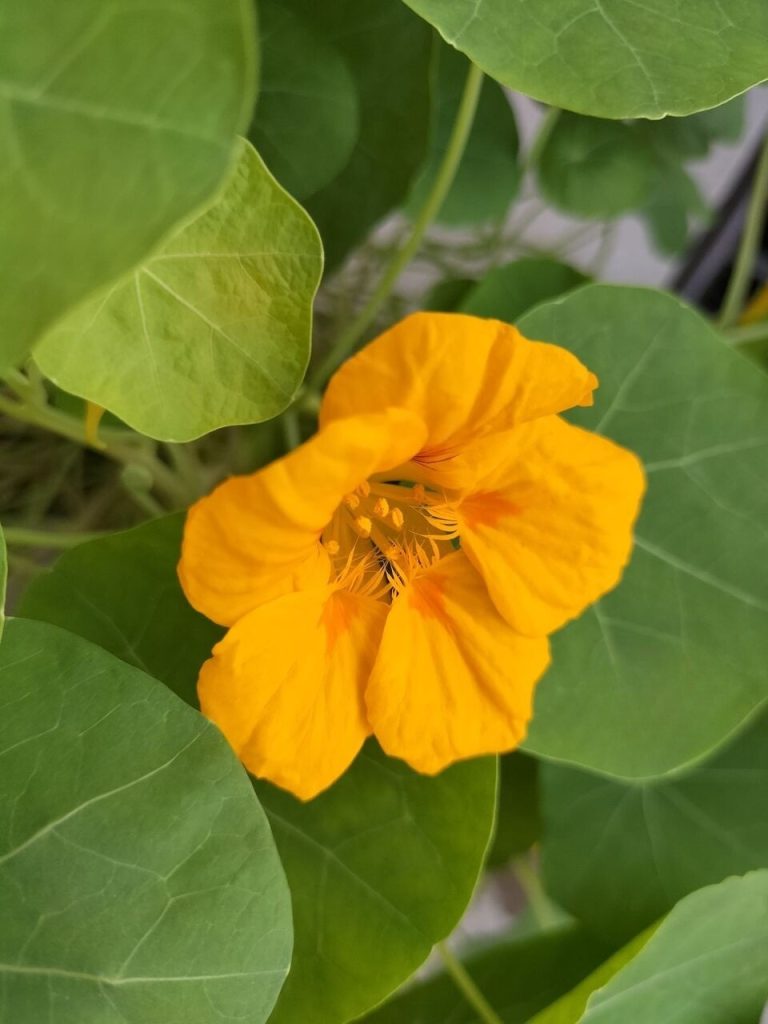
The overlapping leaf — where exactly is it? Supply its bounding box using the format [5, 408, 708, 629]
[0, 524, 5, 639]
[541, 711, 768, 942]
[360, 924, 613, 1024]
[459, 258, 588, 322]
[250, 0, 359, 200]
[295, 0, 432, 268]
[19, 516, 498, 1024]
[0, 0, 256, 372]
[0, 617, 292, 1024]
[399, 0, 768, 119]
[516, 286, 768, 778]
[35, 139, 323, 441]
[539, 873, 768, 1024]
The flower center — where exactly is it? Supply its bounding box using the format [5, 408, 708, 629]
[322, 478, 459, 600]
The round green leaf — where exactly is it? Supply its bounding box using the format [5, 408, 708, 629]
[399, 0, 768, 119]
[537, 115, 655, 218]
[35, 139, 323, 441]
[571, 872, 768, 1024]
[18, 516, 499, 1024]
[0, 0, 256, 373]
[250, 1, 359, 200]
[459, 258, 588, 322]
[0, 617, 292, 1024]
[541, 710, 768, 943]
[407, 44, 520, 226]
[518, 285, 768, 779]
[360, 923, 612, 1024]
[487, 751, 540, 868]
[260, 748, 496, 1024]
[296, 0, 432, 269]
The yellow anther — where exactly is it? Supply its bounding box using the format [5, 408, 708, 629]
[412, 484, 427, 504]
[344, 492, 361, 510]
[390, 507, 405, 530]
[373, 497, 390, 519]
[353, 515, 372, 538]
[385, 544, 400, 560]
[358, 480, 371, 497]
[325, 539, 340, 556]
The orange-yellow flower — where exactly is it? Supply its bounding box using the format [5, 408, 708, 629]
[179, 313, 645, 800]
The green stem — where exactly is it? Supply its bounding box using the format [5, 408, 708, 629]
[722, 321, 768, 345]
[512, 855, 561, 931]
[437, 943, 504, 1024]
[524, 105, 561, 174]
[282, 407, 302, 451]
[3, 527, 110, 549]
[718, 131, 768, 329]
[308, 60, 485, 392]
[0, 391, 189, 507]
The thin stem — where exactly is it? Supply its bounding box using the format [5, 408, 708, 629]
[718, 130, 768, 329]
[308, 60, 485, 391]
[523, 105, 561, 174]
[0, 391, 189, 507]
[3, 527, 110, 549]
[512, 855, 561, 931]
[723, 321, 768, 346]
[436, 943, 504, 1024]
[282, 407, 302, 451]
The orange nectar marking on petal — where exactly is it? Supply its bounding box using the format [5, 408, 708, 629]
[460, 491, 520, 529]
[373, 497, 389, 519]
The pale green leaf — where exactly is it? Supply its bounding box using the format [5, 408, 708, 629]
[572, 873, 768, 1024]
[359, 923, 613, 1024]
[250, 0, 359, 200]
[517, 286, 768, 778]
[0, 617, 292, 1024]
[18, 515, 498, 1024]
[35, 139, 323, 442]
[0, 0, 256, 372]
[407, 43, 520, 226]
[541, 711, 768, 942]
[399, 0, 768, 119]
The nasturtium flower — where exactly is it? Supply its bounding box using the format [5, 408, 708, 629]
[179, 313, 645, 800]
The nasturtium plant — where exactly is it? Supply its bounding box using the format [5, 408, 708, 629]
[3, 6, 768, 1023]
[0, 617, 292, 1024]
[35, 139, 323, 441]
[399, 0, 768, 119]
[0, 0, 256, 373]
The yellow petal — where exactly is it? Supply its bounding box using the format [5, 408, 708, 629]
[366, 552, 550, 775]
[199, 587, 388, 800]
[457, 416, 646, 637]
[321, 312, 597, 488]
[179, 408, 426, 626]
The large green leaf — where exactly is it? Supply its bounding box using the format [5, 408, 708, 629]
[0, 617, 292, 1024]
[250, 0, 359, 200]
[459, 258, 588, 323]
[398, 0, 768, 119]
[261, 748, 496, 1024]
[565, 873, 768, 1024]
[517, 286, 768, 778]
[19, 515, 223, 708]
[487, 751, 540, 867]
[0, 0, 256, 373]
[541, 711, 768, 943]
[35, 139, 322, 442]
[359, 923, 613, 1024]
[406, 43, 519, 226]
[18, 515, 498, 1024]
[296, 0, 432, 269]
